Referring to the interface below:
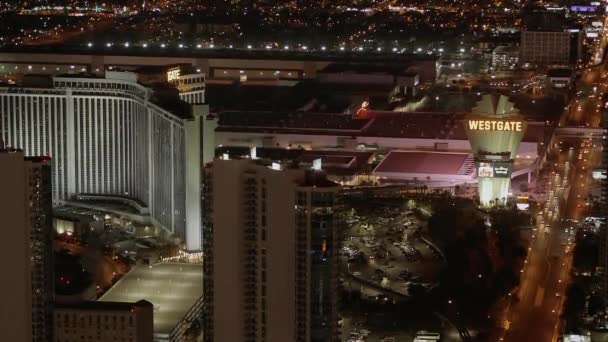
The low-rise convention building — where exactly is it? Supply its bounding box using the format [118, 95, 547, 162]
[372, 151, 476, 185]
[98, 263, 204, 342]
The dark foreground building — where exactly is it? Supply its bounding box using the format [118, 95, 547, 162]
[203, 158, 342, 342]
[0, 147, 53, 342]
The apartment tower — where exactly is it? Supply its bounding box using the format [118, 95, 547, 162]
[202, 158, 341, 342]
[0, 147, 53, 342]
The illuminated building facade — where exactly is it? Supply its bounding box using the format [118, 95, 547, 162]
[0, 71, 209, 249]
[520, 30, 583, 65]
[166, 66, 206, 105]
[465, 95, 527, 207]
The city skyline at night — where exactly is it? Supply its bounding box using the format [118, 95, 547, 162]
[1, 1, 608, 341]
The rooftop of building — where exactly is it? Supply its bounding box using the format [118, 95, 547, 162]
[54, 72, 105, 79]
[215, 146, 374, 176]
[99, 263, 203, 336]
[320, 63, 421, 76]
[206, 80, 391, 113]
[216, 110, 550, 143]
[135, 64, 200, 76]
[0, 146, 53, 162]
[0, 72, 192, 119]
[56, 300, 153, 312]
[217, 110, 370, 131]
[53, 205, 103, 223]
[72, 193, 148, 212]
[373, 151, 475, 176]
[0, 45, 441, 64]
[493, 46, 519, 54]
[296, 170, 340, 188]
[298, 152, 361, 167]
[547, 68, 573, 78]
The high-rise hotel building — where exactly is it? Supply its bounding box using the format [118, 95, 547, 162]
[0, 148, 54, 342]
[0, 71, 210, 249]
[203, 158, 342, 342]
[520, 30, 583, 65]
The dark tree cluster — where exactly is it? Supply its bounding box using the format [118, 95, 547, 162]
[428, 200, 528, 331]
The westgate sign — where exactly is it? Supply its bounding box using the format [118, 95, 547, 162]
[468, 120, 523, 132]
[167, 67, 181, 82]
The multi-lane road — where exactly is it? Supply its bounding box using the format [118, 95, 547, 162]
[500, 29, 607, 341]
[502, 135, 596, 342]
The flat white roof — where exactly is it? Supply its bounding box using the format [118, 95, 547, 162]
[99, 263, 203, 336]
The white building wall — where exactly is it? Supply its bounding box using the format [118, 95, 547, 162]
[0, 93, 70, 200]
[0, 77, 192, 241]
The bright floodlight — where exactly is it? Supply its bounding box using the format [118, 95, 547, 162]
[124, 42, 129, 47]
[142, 43, 148, 48]
[321, 46, 326, 50]
[87, 42, 93, 47]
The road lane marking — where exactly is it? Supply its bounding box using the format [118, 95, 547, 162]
[534, 287, 545, 307]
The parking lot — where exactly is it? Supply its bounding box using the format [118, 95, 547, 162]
[341, 202, 443, 297]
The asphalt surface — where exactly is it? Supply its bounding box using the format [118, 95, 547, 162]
[500, 23, 607, 341]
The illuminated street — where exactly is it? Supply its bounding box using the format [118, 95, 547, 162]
[502, 136, 591, 342]
[501, 20, 607, 340]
